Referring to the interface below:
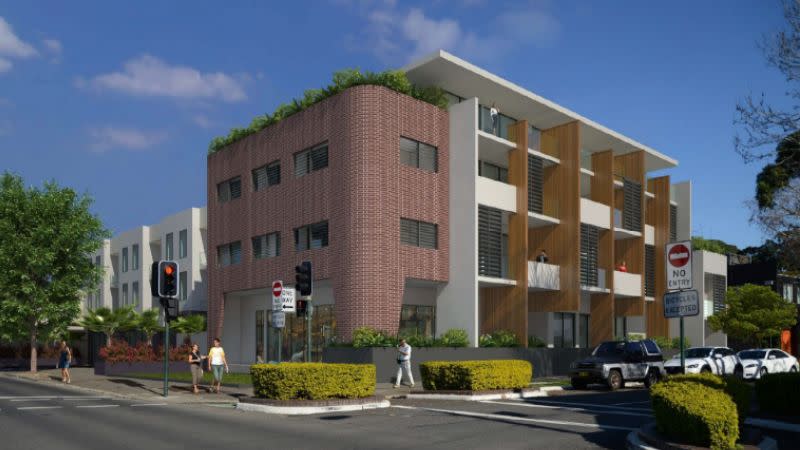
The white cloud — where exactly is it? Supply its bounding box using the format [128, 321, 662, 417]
[192, 114, 214, 129]
[0, 57, 11, 73]
[88, 126, 167, 153]
[0, 17, 38, 58]
[81, 54, 247, 102]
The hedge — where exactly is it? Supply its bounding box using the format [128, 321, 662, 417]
[651, 382, 739, 449]
[666, 373, 752, 422]
[755, 372, 800, 416]
[420, 360, 531, 391]
[250, 363, 375, 400]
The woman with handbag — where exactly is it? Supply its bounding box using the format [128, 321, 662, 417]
[188, 343, 206, 394]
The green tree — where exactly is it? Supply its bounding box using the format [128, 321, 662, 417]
[708, 284, 798, 347]
[691, 236, 739, 255]
[78, 306, 137, 347]
[0, 173, 108, 372]
[135, 309, 163, 346]
[171, 314, 206, 344]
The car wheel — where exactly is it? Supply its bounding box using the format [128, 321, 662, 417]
[791, 366, 798, 373]
[760, 366, 768, 377]
[644, 369, 658, 388]
[734, 365, 744, 379]
[700, 366, 712, 374]
[607, 369, 623, 391]
[570, 378, 587, 390]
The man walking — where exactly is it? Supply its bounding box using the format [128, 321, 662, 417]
[393, 339, 414, 388]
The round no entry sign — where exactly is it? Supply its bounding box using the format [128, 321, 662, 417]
[668, 244, 690, 268]
[272, 280, 283, 298]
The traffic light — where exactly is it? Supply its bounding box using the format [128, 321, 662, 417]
[295, 261, 312, 297]
[296, 299, 307, 318]
[159, 297, 180, 322]
[151, 260, 179, 298]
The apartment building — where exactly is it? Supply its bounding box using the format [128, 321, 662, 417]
[207, 51, 694, 364]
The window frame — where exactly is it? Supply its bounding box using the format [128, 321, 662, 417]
[122, 247, 129, 273]
[217, 176, 242, 203]
[131, 244, 139, 270]
[165, 232, 174, 260]
[252, 231, 281, 259]
[399, 136, 438, 173]
[179, 271, 188, 301]
[252, 160, 281, 191]
[294, 221, 329, 251]
[400, 218, 438, 249]
[179, 229, 188, 259]
[294, 142, 329, 177]
[217, 241, 242, 267]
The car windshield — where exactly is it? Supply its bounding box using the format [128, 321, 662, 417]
[593, 341, 625, 356]
[678, 348, 712, 359]
[739, 350, 766, 360]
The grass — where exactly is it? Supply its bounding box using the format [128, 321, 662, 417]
[118, 372, 252, 386]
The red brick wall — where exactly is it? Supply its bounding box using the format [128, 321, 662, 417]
[207, 85, 449, 343]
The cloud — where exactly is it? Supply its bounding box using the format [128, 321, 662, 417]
[42, 38, 62, 63]
[0, 17, 38, 58]
[80, 54, 247, 102]
[192, 114, 214, 129]
[0, 57, 11, 73]
[88, 126, 167, 153]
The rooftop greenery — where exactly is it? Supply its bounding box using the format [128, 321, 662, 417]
[208, 69, 448, 154]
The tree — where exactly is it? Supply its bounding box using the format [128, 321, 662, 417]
[691, 236, 739, 255]
[0, 173, 108, 372]
[171, 314, 206, 345]
[708, 284, 798, 347]
[78, 306, 137, 347]
[135, 309, 163, 346]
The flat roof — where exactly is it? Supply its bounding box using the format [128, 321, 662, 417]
[404, 50, 677, 172]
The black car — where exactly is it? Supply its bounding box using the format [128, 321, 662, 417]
[569, 339, 666, 390]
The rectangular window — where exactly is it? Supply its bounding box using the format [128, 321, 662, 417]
[400, 218, 438, 249]
[294, 221, 328, 251]
[398, 305, 436, 338]
[132, 282, 139, 306]
[478, 161, 508, 183]
[122, 247, 128, 272]
[528, 155, 544, 213]
[580, 224, 599, 286]
[180, 271, 187, 301]
[615, 316, 628, 339]
[622, 179, 642, 232]
[179, 229, 187, 259]
[400, 137, 438, 172]
[131, 244, 139, 270]
[294, 143, 328, 177]
[252, 232, 280, 259]
[553, 313, 575, 348]
[217, 241, 242, 267]
[579, 314, 589, 348]
[95, 255, 101, 266]
[252, 160, 281, 191]
[478, 205, 503, 278]
[217, 176, 242, 203]
[122, 283, 128, 306]
[645, 245, 655, 297]
[165, 233, 174, 260]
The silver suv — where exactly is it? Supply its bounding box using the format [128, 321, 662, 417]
[569, 340, 666, 390]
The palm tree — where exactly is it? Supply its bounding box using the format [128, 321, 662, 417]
[135, 309, 163, 346]
[78, 306, 137, 346]
[172, 314, 206, 344]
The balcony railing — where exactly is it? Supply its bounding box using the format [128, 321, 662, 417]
[528, 261, 559, 291]
[614, 271, 642, 297]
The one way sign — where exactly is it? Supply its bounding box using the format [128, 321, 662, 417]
[278, 287, 296, 313]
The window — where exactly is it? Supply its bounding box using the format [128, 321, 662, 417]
[478, 105, 517, 140]
[179, 271, 187, 301]
[643, 339, 660, 354]
[579, 314, 589, 348]
[132, 282, 139, 306]
[400, 137, 437, 172]
[479, 161, 508, 183]
[253, 232, 280, 259]
[294, 143, 328, 177]
[165, 233, 174, 260]
[131, 244, 139, 270]
[553, 312, 575, 348]
[179, 229, 188, 259]
[217, 241, 242, 267]
[122, 283, 128, 306]
[478, 205, 503, 278]
[528, 155, 544, 213]
[295, 221, 328, 251]
[95, 255, 101, 266]
[645, 245, 655, 297]
[253, 160, 281, 191]
[580, 224, 599, 286]
[217, 176, 242, 203]
[615, 316, 628, 339]
[670, 204, 678, 241]
[400, 218, 438, 249]
[398, 305, 436, 338]
[122, 247, 129, 272]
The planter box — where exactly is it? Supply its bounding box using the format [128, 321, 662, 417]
[0, 358, 59, 370]
[94, 360, 189, 376]
[323, 347, 593, 383]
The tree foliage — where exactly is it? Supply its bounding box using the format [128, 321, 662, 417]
[171, 314, 206, 337]
[208, 69, 448, 154]
[78, 306, 137, 346]
[708, 284, 798, 347]
[0, 173, 108, 371]
[691, 236, 739, 255]
[135, 309, 163, 346]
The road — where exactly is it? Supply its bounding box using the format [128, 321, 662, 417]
[0, 377, 664, 449]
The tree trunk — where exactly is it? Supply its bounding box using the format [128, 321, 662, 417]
[106, 333, 112, 347]
[29, 325, 37, 373]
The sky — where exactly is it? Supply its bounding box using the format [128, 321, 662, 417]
[0, 0, 790, 249]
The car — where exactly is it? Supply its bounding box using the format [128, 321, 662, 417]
[569, 339, 666, 390]
[664, 346, 743, 377]
[738, 348, 800, 380]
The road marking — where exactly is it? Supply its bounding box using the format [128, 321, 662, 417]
[17, 406, 63, 410]
[522, 399, 652, 412]
[611, 401, 651, 406]
[391, 405, 638, 432]
[61, 398, 109, 401]
[75, 404, 119, 409]
[481, 400, 652, 417]
[11, 398, 54, 402]
[0, 396, 55, 400]
[0, 396, 108, 400]
[131, 403, 168, 407]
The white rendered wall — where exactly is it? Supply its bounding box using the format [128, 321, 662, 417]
[476, 177, 517, 212]
[580, 198, 611, 229]
[672, 181, 691, 242]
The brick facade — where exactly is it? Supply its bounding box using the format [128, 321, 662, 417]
[207, 85, 449, 343]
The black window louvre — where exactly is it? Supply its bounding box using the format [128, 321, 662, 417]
[670, 204, 678, 242]
[400, 136, 437, 173]
[580, 224, 599, 286]
[478, 206, 503, 278]
[622, 178, 642, 232]
[310, 145, 328, 171]
[253, 161, 281, 191]
[712, 274, 726, 313]
[528, 155, 544, 214]
[645, 245, 655, 297]
[400, 218, 437, 249]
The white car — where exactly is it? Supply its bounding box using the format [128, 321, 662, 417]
[738, 348, 800, 380]
[664, 347, 742, 376]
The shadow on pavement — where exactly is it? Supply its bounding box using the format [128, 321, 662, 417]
[108, 378, 162, 396]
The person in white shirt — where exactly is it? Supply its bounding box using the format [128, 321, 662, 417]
[490, 102, 499, 135]
[207, 338, 229, 394]
[393, 339, 414, 388]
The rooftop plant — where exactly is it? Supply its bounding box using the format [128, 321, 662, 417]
[207, 69, 447, 154]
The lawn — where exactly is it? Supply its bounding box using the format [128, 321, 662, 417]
[118, 371, 253, 386]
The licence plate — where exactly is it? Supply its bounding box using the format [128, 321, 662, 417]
[579, 371, 589, 377]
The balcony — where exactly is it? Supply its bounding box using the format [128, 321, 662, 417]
[581, 268, 611, 294]
[644, 225, 655, 245]
[614, 271, 642, 298]
[580, 198, 611, 229]
[528, 261, 559, 291]
[613, 209, 642, 240]
[477, 176, 517, 213]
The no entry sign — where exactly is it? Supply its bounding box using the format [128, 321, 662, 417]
[666, 241, 693, 290]
[272, 280, 283, 298]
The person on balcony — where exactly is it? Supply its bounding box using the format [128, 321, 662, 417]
[536, 250, 549, 263]
[490, 102, 500, 135]
[617, 260, 628, 272]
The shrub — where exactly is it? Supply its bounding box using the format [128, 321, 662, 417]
[755, 372, 800, 416]
[671, 336, 691, 349]
[479, 330, 520, 347]
[402, 333, 436, 348]
[651, 382, 739, 449]
[439, 329, 469, 347]
[420, 360, 531, 391]
[666, 373, 752, 422]
[250, 363, 375, 400]
[98, 341, 191, 364]
[352, 327, 396, 348]
[651, 336, 673, 350]
[528, 335, 546, 348]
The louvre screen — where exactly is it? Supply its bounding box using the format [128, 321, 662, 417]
[645, 245, 655, 297]
[580, 224, 599, 286]
[622, 179, 642, 232]
[528, 154, 544, 214]
[670, 204, 678, 242]
[478, 205, 503, 278]
[712, 274, 726, 314]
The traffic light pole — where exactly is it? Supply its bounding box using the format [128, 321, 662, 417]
[163, 300, 169, 398]
[679, 316, 685, 374]
[306, 297, 313, 362]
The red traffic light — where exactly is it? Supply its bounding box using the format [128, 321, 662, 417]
[164, 265, 174, 276]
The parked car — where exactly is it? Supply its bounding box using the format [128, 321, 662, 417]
[569, 339, 666, 390]
[738, 348, 800, 380]
[664, 346, 743, 377]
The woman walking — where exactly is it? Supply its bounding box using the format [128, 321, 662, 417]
[58, 341, 72, 384]
[207, 338, 228, 394]
[188, 343, 206, 394]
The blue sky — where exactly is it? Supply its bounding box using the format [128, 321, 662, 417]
[0, 1, 788, 248]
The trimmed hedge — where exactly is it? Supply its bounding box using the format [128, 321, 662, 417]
[420, 360, 531, 391]
[651, 382, 739, 449]
[666, 373, 752, 422]
[250, 363, 375, 400]
[755, 372, 800, 416]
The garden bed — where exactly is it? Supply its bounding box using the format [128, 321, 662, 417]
[628, 422, 773, 450]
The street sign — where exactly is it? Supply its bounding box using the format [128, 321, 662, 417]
[272, 280, 283, 298]
[663, 290, 700, 318]
[281, 287, 296, 313]
[272, 311, 286, 328]
[666, 241, 693, 290]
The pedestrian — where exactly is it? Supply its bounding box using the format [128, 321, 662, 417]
[207, 338, 229, 394]
[536, 249, 549, 263]
[490, 102, 499, 135]
[617, 260, 628, 272]
[57, 340, 72, 384]
[188, 343, 206, 394]
[393, 339, 415, 388]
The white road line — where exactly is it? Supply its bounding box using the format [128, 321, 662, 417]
[481, 400, 652, 417]
[75, 404, 119, 409]
[130, 403, 168, 407]
[0, 396, 55, 400]
[522, 399, 652, 412]
[17, 406, 63, 410]
[11, 398, 54, 402]
[61, 398, 109, 401]
[391, 405, 638, 432]
[612, 401, 651, 406]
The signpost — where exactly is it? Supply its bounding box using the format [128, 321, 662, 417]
[663, 290, 700, 319]
[272, 310, 285, 363]
[664, 241, 694, 373]
[271, 280, 284, 362]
